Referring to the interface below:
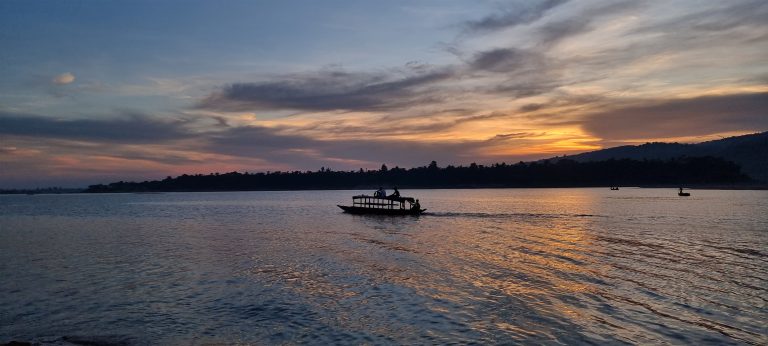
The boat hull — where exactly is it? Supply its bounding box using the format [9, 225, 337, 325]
[338, 205, 425, 215]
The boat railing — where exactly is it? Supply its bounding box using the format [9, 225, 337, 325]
[352, 195, 413, 210]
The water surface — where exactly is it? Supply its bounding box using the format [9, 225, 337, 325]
[1, 188, 766, 344]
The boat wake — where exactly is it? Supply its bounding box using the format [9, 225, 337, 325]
[423, 211, 605, 219]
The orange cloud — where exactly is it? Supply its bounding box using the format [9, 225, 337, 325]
[52, 72, 75, 85]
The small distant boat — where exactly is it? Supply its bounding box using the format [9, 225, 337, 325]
[678, 187, 690, 197]
[338, 195, 425, 215]
[610, 186, 619, 190]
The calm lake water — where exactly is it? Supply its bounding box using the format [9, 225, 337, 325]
[1, 188, 766, 345]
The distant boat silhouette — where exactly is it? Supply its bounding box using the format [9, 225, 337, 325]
[678, 187, 690, 197]
[338, 194, 425, 215]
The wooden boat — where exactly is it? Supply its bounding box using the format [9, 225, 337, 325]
[338, 195, 426, 215]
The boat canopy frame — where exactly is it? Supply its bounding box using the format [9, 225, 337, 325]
[352, 195, 416, 210]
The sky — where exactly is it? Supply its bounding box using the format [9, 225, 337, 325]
[1, 0, 767, 188]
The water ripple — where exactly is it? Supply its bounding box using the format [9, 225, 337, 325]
[1, 189, 766, 345]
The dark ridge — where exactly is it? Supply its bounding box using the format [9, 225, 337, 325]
[555, 131, 768, 182]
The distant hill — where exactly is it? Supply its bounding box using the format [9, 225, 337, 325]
[555, 132, 768, 182]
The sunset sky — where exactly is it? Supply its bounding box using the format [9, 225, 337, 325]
[1, 0, 767, 188]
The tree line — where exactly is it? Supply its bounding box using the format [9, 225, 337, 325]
[84, 156, 751, 193]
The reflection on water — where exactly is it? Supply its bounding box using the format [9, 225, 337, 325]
[0, 189, 766, 344]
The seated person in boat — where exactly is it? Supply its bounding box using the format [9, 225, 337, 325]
[411, 199, 420, 211]
[374, 187, 386, 197]
[390, 187, 400, 198]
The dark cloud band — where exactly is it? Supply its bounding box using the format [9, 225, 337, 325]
[582, 92, 768, 140]
[197, 69, 454, 112]
[463, 0, 570, 34]
[0, 112, 191, 143]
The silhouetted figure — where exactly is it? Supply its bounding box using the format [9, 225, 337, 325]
[391, 187, 400, 197]
[678, 187, 690, 196]
[412, 199, 420, 211]
[374, 187, 386, 198]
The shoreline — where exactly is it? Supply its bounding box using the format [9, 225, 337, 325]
[3, 184, 767, 195]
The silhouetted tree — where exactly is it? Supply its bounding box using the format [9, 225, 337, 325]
[84, 156, 751, 193]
